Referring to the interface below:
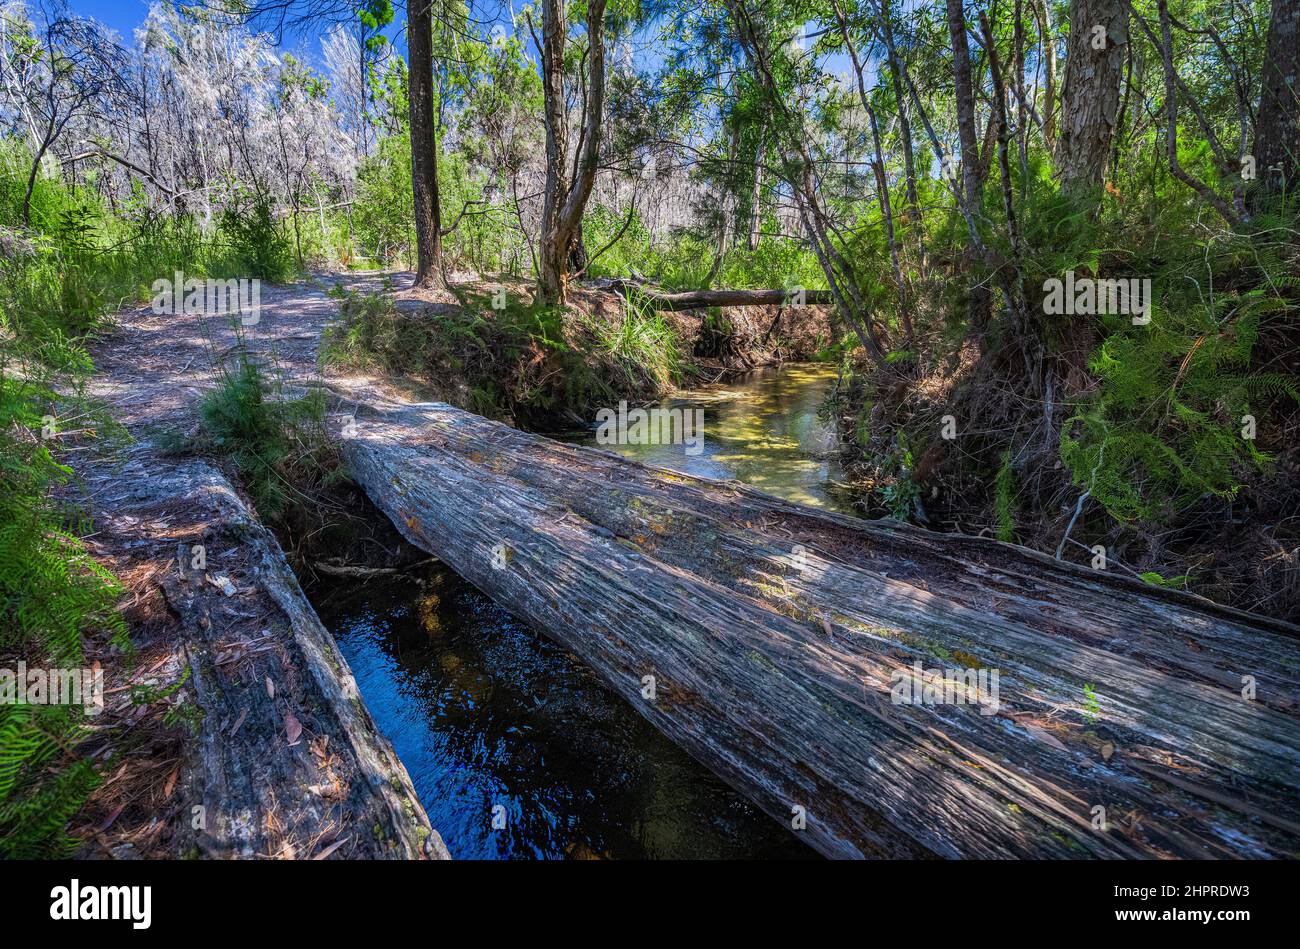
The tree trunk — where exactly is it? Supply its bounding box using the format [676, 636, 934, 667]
[567, 223, 589, 275]
[1253, 0, 1300, 200]
[747, 128, 764, 251]
[407, 0, 446, 291]
[21, 139, 49, 228]
[945, 0, 995, 332]
[880, 0, 922, 234]
[538, 0, 608, 305]
[1056, 0, 1129, 201]
[338, 392, 1300, 860]
[946, 0, 984, 211]
[705, 122, 741, 286]
[1034, 0, 1059, 153]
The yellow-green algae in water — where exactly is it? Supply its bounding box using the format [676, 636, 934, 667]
[575, 363, 852, 513]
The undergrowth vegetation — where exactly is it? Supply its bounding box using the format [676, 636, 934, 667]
[322, 284, 689, 425]
[840, 193, 1300, 615]
[194, 347, 346, 532]
[0, 140, 302, 855]
[0, 329, 126, 857]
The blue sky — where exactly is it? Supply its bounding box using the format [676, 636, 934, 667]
[65, 1, 849, 84]
[69, 1, 536, 58]
[69, 0, 152, 41]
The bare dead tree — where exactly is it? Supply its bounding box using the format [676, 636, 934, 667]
[0, 1, 128, 226]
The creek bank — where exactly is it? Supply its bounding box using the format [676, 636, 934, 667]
[322, 274, 838, 431]
[828, 350, 1300, 622]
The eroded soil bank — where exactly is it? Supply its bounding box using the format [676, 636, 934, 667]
[322, 273, 838, 430]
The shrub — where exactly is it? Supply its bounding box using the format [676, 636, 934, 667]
[220, 194, 296, 283]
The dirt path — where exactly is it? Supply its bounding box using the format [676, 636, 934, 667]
[68, 273, 446, 860]
[83, 273, 381, 427]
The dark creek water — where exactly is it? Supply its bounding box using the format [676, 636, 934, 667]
[311, 363, 846, 859]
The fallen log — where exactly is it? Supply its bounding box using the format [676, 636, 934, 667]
[589, 280, 833, 310]
[337, 392, 1300, 859]
[78, 451, 447, 859]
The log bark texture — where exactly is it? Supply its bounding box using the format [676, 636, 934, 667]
[337, 393, 1300, 860]
[79, 452, 447, 859]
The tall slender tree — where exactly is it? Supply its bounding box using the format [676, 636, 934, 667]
[945, 0, 983, 212]
[1056, 0, 1128, 202]
[407, 0, 447, 291]
[537, 0, 608, 305]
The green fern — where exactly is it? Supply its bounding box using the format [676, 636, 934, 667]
[0, 373, 126, 858]
[993, 450, 1015, 542]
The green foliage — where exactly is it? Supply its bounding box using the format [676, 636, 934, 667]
[993, 450, 1015, 542]
[1139, 570, 1190, 589]
[351, 133, 416, 267]
[197, 344, 342, 526]
[0, 142, 267, 347]
[220, 193, 296, 282]
[582, 214, 827, 295]
[1081, 684, 1101, 725]
[877, 434, 921, 519]
[0, 357, 125, 858]
[580, 202, 655, 281]
[584, 290, 685, 392]
[0, 702, 101, 858]
[1059, 232, 1299, 523]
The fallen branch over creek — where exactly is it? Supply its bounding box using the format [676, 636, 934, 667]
[336, 391, 1300, 859]
[588, 279, 833, 310]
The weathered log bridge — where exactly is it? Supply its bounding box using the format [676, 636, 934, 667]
[337, 391, 1300, 859]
